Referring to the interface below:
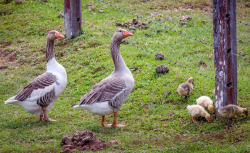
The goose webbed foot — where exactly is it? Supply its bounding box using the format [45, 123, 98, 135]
[192, 116, 198, 124]
[44, 118, 57, 122]
[42, 108, 56, 122]
[103, 112, 126, 127]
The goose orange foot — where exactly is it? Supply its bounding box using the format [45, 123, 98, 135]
[101, 113, 126, 127]
[44, 118, 57, 122]
[105, 124, 126, 127]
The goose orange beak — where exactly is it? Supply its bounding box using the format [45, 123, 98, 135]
[55, 32, 65, 38]
[124, 30, 133, 37]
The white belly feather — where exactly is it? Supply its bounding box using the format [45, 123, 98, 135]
[77, 102, 114, 116]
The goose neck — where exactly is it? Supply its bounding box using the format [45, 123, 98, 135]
[46, 39, 55, 63]
[110, 39, 127, 72]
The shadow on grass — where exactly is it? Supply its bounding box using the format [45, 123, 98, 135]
[3, 120, 51, 129]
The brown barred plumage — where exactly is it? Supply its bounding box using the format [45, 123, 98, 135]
[14, 72, 59, 101]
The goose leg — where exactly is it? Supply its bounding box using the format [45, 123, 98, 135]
[192, 116, 197, 124]
[42, 108, 56, 122]
[105, 112, 126, 127]
[101, 116, 105, 126]
[40, 114, 44, 121]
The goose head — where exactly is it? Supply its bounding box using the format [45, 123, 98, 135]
[113, 28, 133, 41]
[187, 77, 194, 84]
[47, 30, 64, 41]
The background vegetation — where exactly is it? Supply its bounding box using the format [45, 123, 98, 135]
[0, 0, 250, 152]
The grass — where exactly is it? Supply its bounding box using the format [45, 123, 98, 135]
[0, 0, 250, 152]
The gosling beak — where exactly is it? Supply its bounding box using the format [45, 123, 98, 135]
[55, 32, 65, 39]
[124, 30, 133, 37]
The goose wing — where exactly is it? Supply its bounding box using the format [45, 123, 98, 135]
[13, 72, 59, 107]
[80, 77, 128, 108]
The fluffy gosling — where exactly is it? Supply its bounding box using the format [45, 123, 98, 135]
[218, 104, 248, 125]
[187, 104, 210, 123]
[177, 77, 194, 100]
[196, 96, 214, 114]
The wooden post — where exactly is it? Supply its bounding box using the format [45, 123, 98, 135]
[213, 0, 237, 115]
[64, 0, 82, 39]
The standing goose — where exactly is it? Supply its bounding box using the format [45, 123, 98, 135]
[5, 30, 67, 121]
[72, 28, 134, 127]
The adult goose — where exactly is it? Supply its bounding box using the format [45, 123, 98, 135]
[72, 28, 134, 127]
[5, 30, 67, 122]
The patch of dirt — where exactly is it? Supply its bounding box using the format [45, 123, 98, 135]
[155, 65, 169, 73]
[88, 41, 102, 48]
[0, 50, 17, 62]
[92, 66, 105, 74]
[61, 131, 108, 152]
[0, 41, 11, 47]
[0, 5, 13, 15]
[116, 18, 150, 30]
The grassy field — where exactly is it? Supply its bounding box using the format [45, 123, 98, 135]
[1, 0, 250, 152]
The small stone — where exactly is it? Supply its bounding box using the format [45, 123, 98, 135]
[186, 16, 192, 20]
[132, 18, 139, 25]
[157, 29, 162, 33]
[145, 33, 150, 37]
[88, 6, 92, 11]
[155, 65, 169, 73]
[166, 16, 172, 21]
[198, 60, 207, 67]
[142, 22, 149, 26]
[99, 9, 104, 13]
[128, 26, 135, 30]
[165, 91, 171, 98]
[15, 0, 22, 3]
[150, 12, 162, 17]
[179, 21, 187, 26]
[85, 4, 92, 6]
[155, 53, 164, 60]
[202, 20, 206, 23]
[57, 12, 64, 18]
[116, 22, 123, 27]
[130, 67, 138, 71]
[42, 0, 47, 2]
[180, 16, 187, 22]
[180, 16, 192, 21]
[158, 18, 164, 22]
[129, 30, 134, 34]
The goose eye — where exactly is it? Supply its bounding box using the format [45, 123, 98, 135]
[120, 30, 122, 32]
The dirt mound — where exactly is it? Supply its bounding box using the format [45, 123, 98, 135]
[60, 131, 107, 152]
[116, 18, 150, 30]
[155, 53, 164, 60]
[155, 65, 169, 73]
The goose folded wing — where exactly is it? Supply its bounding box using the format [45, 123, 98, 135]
[14, 72, 59, 102]
[80, 77, 127, 107]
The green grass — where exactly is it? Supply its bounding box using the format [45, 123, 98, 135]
[1, 0, 250, 152]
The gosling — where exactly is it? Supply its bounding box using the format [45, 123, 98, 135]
[187, 104, 210, 123]
[218, 104, 248, 125]
[196, 96, 214, 114]
[177, 77, 194, 100]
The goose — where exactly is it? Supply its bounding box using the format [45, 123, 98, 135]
[177, 77, 194, 100]
[196, 96, 214, 114]
[4, 30, 67, 121]
[218, 104, 248, 125]
[187, 105, 211, 123]
[72, 28, 134, 127]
